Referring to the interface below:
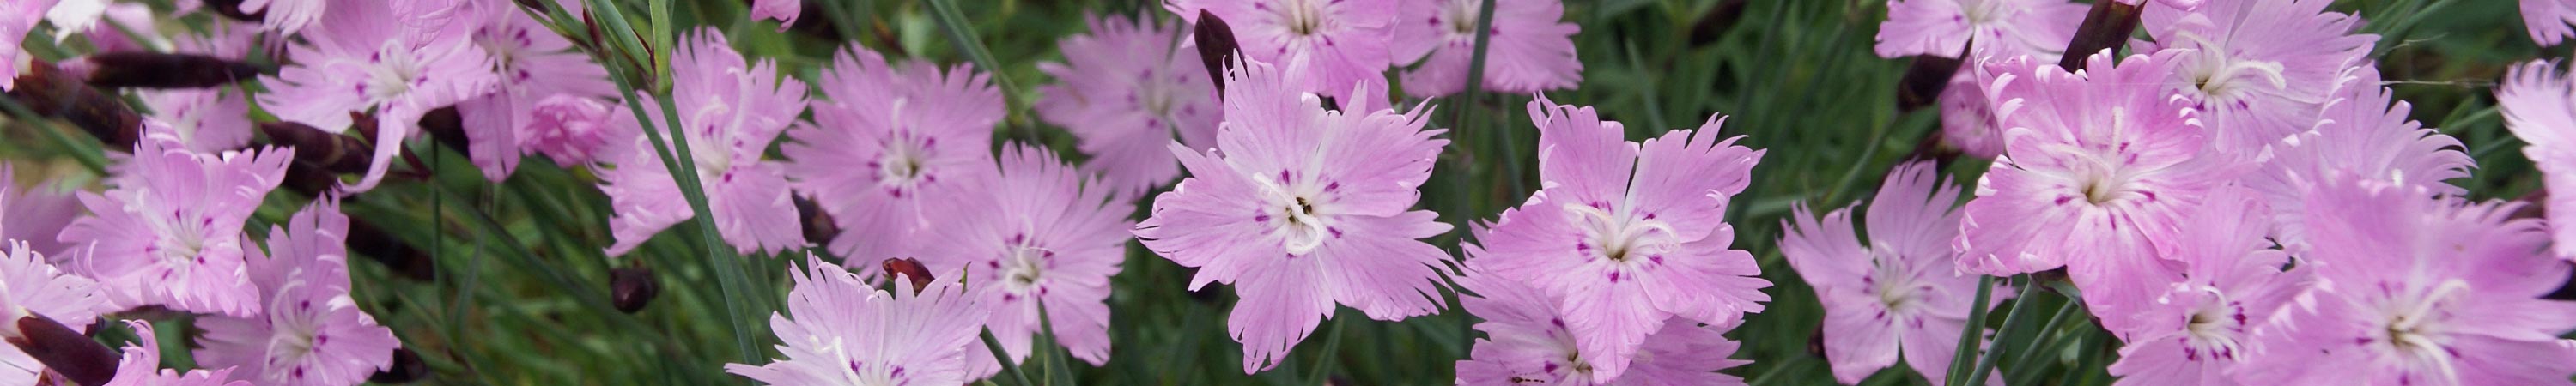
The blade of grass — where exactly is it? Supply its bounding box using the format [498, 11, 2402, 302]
[982, 329, 1039, 386]
[1942, 274, 1996, 385]
[1304, 314, 1349, 385]
[1969, 277, 2048, 383]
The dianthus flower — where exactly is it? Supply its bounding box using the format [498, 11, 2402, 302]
[2249, 67, 2470, 253]
[930, 146, 1133, 377]
[1168, 0, 1396, 99]
[1473, 95, 1768, 381]
[1133, 57, 1452, 373]
[1035, 14, 1219, 197]
[195, 199, 399, 386]
[783, 45, 1001, 268]
[2500, 60, 2576, 260]
[1783, 161, 1994, 385]
[1874, 0, 2084, 60]
[259, 0, 495, 193]
[600, 28, 807, 256]
[1, 0, 56, 91]
[1391, 0, 1581, 97]
[2141, 0, 2373, 150]
[1452, 264, 1749, 386]
[2526, 0, 2576, 46]
[1, 166, 81, 256]
[750, 0, 800, 30]
[59, 136, 290, 317]
[726, 256, 989, 386]
[103, 321, 253, 386]
[2103, 187, 2312, 386]
[0, 241, 114, 386]
[456, 0, 617, 181]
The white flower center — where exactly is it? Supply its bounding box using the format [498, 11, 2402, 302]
[1868, 244, 1931, 314]
[1442, 0, 1479, 37]
[2178, 286, 2249, 361]
[1269, 0, 1327, 36]
[2374, 279, 2470, 383]
[359, 42, 427, 103]
[2174, 34, 2288, 108]
[1565, 202, 1678, 267]
[998, 243, 1050, 296]
[1255, 171, 1335, 256]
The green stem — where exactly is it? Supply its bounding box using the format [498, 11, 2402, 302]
[2007, 301, 2085, 386]
[591, 24, 764, 363]
[1943, 275, 1997, 386]
[1036, 301, 1074, 385]
[1304, 315, 1349, 385]
[1454, 0, 1523, 198]
[981, 329, 1038, 386]
[1969, 276, 2047, 384]
[924, 0, 1031, 138]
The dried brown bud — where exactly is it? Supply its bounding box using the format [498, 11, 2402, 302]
[611, 266, 659, 313]
[1193, 10, 1241, 96]
[368, 347, 429, 383]
[259, 121, 374, 173]
[5, 315, 118, 386]
[66, 52, 264, 89]
[7, 61, 143, 149]
[797, 196, 840, 245]
[2059, 0, 2142, 72]
[880, 258, 933, 293]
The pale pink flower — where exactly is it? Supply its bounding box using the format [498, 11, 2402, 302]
[140, 89, 257, 153]
[2237, 177, 2576, 386]
[42, 0, 107, 39]
[1, 0, 57, 91]
[726, 256, 990, 386]
[237, 0, 326, 35]
[2527, 0, 2576, 46]
[1955, 51, 2242, 323]
[1169, 0, 1397, 98]
[456, 0, 617, 181]
[2118, 0, 2202, 10]
[2500, 60, 2576, 260]
[600, 28, 807, 257]
[782, 46, 1000, 268]
[2142, 0, 2374, 150]
[1473, 95, 1768, 381]
[1035, 14, 1219, 197]
[2103, 187, 2312, 386]
[0, 241, 114, 386]
[750, 0, 800, 31]
[59, 137, 291, 317]
[2, 166, 82, 256]
[1783, 161, 1994, 385]
[1451, 264, 1749, 386]
[1875, 0, 2085, 60]
[1391, 0, 1581, 97]
[930, 146, 1132, 377]
[1940, 71, 2007, 158]
[195, 199, 399, 386]
[519, 95, 627, 166]
[103, 320, 253, 386]
[259, 0, 495, 193]
[2250, 67, 2470, 253]
[1133, 57, 1452, 373]
[78, 3, 161, 53]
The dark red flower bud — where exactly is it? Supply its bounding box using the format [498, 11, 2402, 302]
[197, 0, 266, 21]
[348, 217, 436, 281]
[368, 347, 429, 383]
[611, 266, 659, 313]
[796, 196, 839, 245]
[2059, 0, 2142, 72]
[1193, 10, 1240, 96]
[63, 52, 264, 89]
[259, 121, 374, 174]
[880, 258, 933, 293]
[7, 61, 143, 149]
[5, 315, 118, 386]
[1895, 54, 1965, 112]
[418, 106, 470, 157]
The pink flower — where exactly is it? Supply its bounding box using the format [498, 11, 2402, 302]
[520, 95, 627, 166]
[1390, 0, 1581, 97]
[726, 256, 990, 386]
[782, 45, 1000, 268]
[1782, 161, 1994, 385]
[2236, 177, 2576, 385]
[2, 166, 82, 256]
[259, 0, 495, 193]
[1874, 0, 2085, 60]
[2102, 187, 2312, 386]
[236, 0, 325, 35]
[601, 28, 808, 257]
[1, 0, 57, 91]
[2249, 67, 2470, 254]
[1472, 95, 1768, 381]
[0, 241, 114, 386]
[139, 89, 257, 153]
[2527, 0, 2576, 45]
[1955, 51, 2241, 323]
[1133, 57, 1452, 373]
[2142, 0, 2373, 150]
[59, 137, 291, 317]
[750, 0, 800, 31]
[1940, 71, 2007, 158]
[1035, 14, 1220, 197]
[456, 0, 617, 181]
[1451, 264, 1750, 386]
[2118, 0, 2202, 10]
[1168, 0, 1397, 98]
[2500, 60, 2576, 261]
[928, 146, 1133, 376]
[103, 320, 253, 386]
[195, 199, 400, 386]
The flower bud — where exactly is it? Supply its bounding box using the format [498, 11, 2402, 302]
[259, 121, 374, 173]
[523, 96, 617, 166]
[880, 258, 933, 294]
[1193, 10, 1240, 96]
[2060, 0, 2142, 72]
[795, 196, 839, 246]
[3, 315, 117, 386]
[349, 217, 436, 281]
[60, 52, 264, 89]
[368, 347, 430, 383]
[8, 61, 143, 149]
[611, 266, 659, 313]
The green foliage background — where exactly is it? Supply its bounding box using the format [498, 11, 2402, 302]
[1, 0, 2555, 384]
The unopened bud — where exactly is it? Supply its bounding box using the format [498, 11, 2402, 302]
[1895, 54, 1965, 112]
[1193, 10, 1240, 96]
[418, 106, 469, 157]
[63, 52, 264, 89]
[2059, 0, 2142, 72]
[1685, 0, 1747, 48]
[197, 0, 265, 21]
[611, 266, 659, 313]
[368, 347, 429, 383]
[348, 217, 435, 281]
[880, 258, 933, 293]
[259, 121, 373, 173]
[8, 61, 143, 149]
[5, 315, 118, 386]
[796, 196, 839, 245]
